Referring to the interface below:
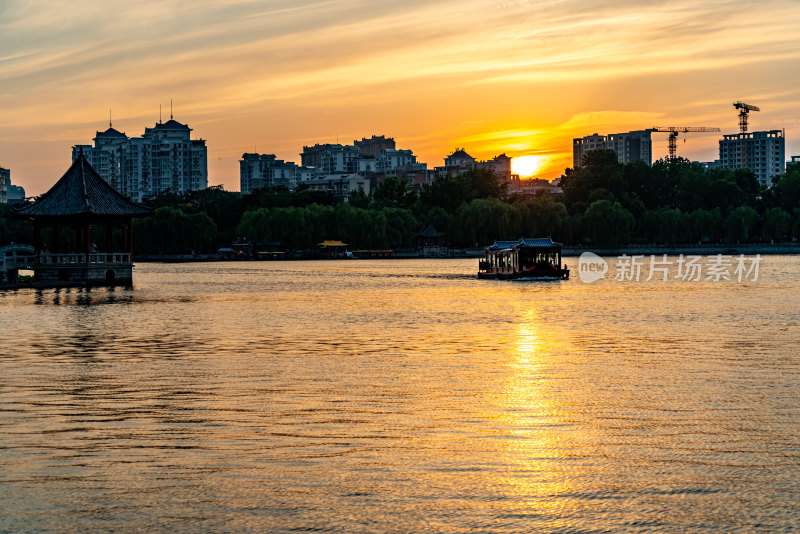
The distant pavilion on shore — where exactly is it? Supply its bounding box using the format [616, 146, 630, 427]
[15, 153, 153, 286]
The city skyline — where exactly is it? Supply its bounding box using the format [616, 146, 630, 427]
[2, 0, 800, 196]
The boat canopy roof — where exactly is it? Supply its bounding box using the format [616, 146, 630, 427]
[486, 237, 563, 251]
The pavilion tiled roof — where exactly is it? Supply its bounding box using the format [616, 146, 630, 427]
[16, 154, 153, 218]
[519, 237, 562, 248]
[486, 237, 562, 251]
[416, 224, 446, 238]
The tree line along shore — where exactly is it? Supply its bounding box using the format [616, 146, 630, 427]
[2, 149, 800, 256]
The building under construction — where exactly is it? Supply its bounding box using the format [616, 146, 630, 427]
[718, 130, 785, 186]
[718, 102, 785, 186]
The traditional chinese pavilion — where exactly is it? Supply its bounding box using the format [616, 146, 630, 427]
[416, 224, 447, 254]
[15, 153, 152, 286]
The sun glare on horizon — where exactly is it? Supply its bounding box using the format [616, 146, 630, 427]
[511, 155, 544, 178]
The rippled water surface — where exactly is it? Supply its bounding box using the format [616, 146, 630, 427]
[2, 258, 799, 533]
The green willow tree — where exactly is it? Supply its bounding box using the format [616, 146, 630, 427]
[134, 206, 217, 254]
[580, 200, 635, 247]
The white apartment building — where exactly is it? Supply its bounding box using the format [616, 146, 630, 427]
[300, 144, 364, 175]
[74, 118, 207, 201]
[572, 134, 608, 168]
[374, 148, 427, 183]
[357, 158, 376, 174]
[606, 130, 653, 166]
[432, 150, 515, 185]
[305, 174, 370, 202]
[300, 138, 428, 186]
[376, 149, 416, 171]
[573, 130, 653, 168]
[719, 130, 785, 186]
[240, 153, 314, 193]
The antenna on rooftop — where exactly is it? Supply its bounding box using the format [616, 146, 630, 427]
[109, 108, 112, 128]
[159, 104, 162, 124]
[170, 98, 173, 120]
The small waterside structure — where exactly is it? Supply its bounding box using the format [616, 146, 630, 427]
[478, 237, 569, 280]
[14, 154, 152, 287]
[416, 224, 448, 257]
[0, 244, 35, 285]
[318, 240, 349, 258]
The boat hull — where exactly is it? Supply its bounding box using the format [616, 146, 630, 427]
[478, 268, 569, 280]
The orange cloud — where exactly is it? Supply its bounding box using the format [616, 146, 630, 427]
[1, 0, 799, 193]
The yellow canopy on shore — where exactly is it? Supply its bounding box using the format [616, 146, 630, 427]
[318, 240, 348, 247]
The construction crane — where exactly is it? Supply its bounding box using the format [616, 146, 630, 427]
[651, 127, 721, 159]
[733, 101, 760, 133]
[733, 101, 760, 169]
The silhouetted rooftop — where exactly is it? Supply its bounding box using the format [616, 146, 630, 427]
[448, 149, 473, 159]
[94, 127, 127, 138]
[16, 154, 153, 218]
[154, 119, 190, 130]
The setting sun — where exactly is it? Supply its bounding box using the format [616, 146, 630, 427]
[511, 155, 544, 178]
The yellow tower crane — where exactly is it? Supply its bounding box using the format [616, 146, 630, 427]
[651, 126, 721, 160]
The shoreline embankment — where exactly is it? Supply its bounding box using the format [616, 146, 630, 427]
[135, 243, 800, 263]
[560, 243, 800, 257]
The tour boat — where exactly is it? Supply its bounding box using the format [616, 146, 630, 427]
[477, 237, 569, 280]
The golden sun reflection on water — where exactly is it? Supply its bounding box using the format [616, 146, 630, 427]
[495, 309, 577, 518]
[4, 259, 800, 532]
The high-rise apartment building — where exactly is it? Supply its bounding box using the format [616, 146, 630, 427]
[0, 167, 8, 204]
[7, 184, 25, 204]
[572, 134, 607, 168]
[74, 118, 207, 201]
[300, 144, 363, 175]
[718, 130, 785, 186]
[606, 130, 653, 166]
[300, 136, 426, 187]
[240, 153, 314, 193]
[573, 130, 653, 168]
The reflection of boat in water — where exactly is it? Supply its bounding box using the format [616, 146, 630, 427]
[478, 237, 569, 280]
[351, 249, 395, 259]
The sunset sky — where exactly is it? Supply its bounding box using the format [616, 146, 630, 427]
[2, 0, 800, 195]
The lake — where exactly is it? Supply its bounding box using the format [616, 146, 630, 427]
[1, 257, 799, 532]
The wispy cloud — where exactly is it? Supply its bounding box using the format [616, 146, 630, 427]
[2, 0, 800, 192]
